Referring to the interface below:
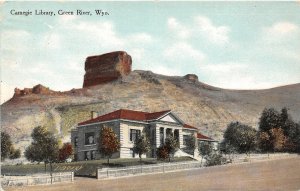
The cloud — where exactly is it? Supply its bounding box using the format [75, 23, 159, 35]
[164, 42, 205, 63]
[1, 30, 31, 53]
[201, 61, 300, 90]
[127, 33, 153, 44]
[263, 22, 299, 43]
[266, 22, 298, 35]
[255, 21, 300, 67]
[40, 33, 62, 50]
[151, 65, 181, 76]
[167, 17, 191, 39]
[70, 21, 125, 49]
[194, 16, 230, 45]
[167, 16, 230, 45]
[202, 62, 247, 73]
[0, 83, 15, 104]
[202, 62, 271, 89]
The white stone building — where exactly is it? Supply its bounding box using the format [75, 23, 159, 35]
[71, 109, 215, 161]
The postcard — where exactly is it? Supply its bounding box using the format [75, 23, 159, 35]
[1, 1, 300, 191]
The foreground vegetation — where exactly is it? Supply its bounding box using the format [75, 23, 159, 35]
[221, 107, 300, 158]
[1, 157, 194, 177]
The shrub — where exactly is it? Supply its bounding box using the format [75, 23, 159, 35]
[58, 143, 73, 162]
[223, 122, 257, 156]
[156, 145, 169, 161]
[205, 153, 226, 167]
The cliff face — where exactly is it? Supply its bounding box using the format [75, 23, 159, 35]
[83, 51, 132, 87]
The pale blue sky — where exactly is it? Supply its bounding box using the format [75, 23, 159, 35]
[1, 1, 300, 103]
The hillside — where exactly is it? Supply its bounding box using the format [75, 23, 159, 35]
[1, 52, 300, 152]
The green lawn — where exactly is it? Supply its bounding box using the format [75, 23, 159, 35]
[2, 157, 193, 177]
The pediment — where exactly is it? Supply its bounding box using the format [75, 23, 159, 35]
[158, 113, 182, 124]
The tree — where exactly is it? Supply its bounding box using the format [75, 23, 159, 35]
[223, 122, 257, 156]
[133, 134, 150, 162]
[220, 140, 237, 163]
[199, 141, 213, 165]
[287, 122, 300, 153]
[25, 145, 42, 163]
[165, 135, 179, 162]
[9, 147, 21, 160]
[98, 126, 120, 164]
[259, 131, 272, 153]
[269, 128, 286, 152]
[25, 126, 59, 177]
[58, 143, 73, 162]
[258, 107, 300, 153]
[259, 108, 281, 132]
[184, 134, 196, 155]
[1, 132, 13, 160]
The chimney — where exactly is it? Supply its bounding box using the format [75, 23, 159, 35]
[91, 111, 98, 119]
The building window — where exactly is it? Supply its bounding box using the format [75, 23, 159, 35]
[174, 130, 179, 144]
[85, 132, 95, 145]
[151, 128, 155, 143]
[91, 150, 96, 160]
[160, 127, 164, 145]
[85, 150, 96, 160]
[74, 137, 78, 147]
[166, 128, 173, 137]
[85, 151, 91, 160]
[130, 129, 141, 142]
[183, 135, 189, 145]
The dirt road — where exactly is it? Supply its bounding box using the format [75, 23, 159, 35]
[4, 156, 300, 191]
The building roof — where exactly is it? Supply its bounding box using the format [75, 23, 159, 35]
[78, 109, 171, 126]
[197, 133, 213, 141]
[145, 110, 171, 120]
[183, 124, 198, 130]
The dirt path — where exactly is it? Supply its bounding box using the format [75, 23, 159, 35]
[4, 156, 300, 191]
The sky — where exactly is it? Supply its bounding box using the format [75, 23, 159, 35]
[1, 1, 300, 104]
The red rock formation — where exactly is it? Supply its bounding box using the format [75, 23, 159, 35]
[184, 74, 198, 82]
[83, 51, 132, 88]
[13, 84, 53, 97]
[32, 84, 50, 94]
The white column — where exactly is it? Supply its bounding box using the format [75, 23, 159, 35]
[164, 128, 166, 143]
[194, 132, 199, 157]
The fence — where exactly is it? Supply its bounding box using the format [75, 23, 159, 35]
[231, 153, 297, 163]
[97, 161, 202, 179]
[1, 172, 74, 187]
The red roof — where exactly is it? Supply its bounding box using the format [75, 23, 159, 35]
[78, 109, 171, 126]
[197, 133, 213, 140]
[183, 124, 198, 130]
[145, 110, 171, 120]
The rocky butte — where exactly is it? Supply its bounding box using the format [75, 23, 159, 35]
[83, 51, 132, 88]
[13, 84, 55, 97]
